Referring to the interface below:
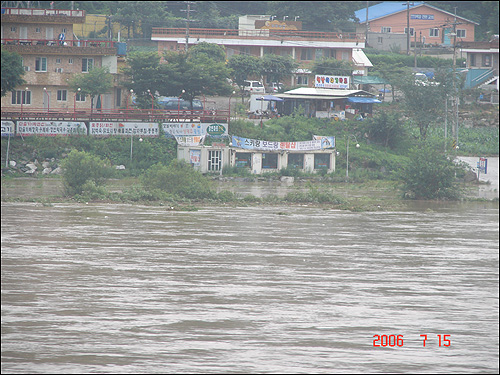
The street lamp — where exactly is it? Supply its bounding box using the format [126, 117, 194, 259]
[43, 87, 50, 113]
[126, 89, 134, 110]
[228, 90, 236, 123]
[346, 134, 360, 180]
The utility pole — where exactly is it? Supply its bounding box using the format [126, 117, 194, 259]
[181, 1, 196, 51]
[452, 6, 459, 147]
[406, 1, 410, 55]
[365, 1, 369, 46]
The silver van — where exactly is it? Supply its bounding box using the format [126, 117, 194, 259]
[243, 80, 265, 94]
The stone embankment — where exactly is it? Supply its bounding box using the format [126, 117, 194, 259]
[3, 158, 62, 176]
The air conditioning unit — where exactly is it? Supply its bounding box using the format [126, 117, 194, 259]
[23, 66, 30, 71]
[55, 68, 64, 73]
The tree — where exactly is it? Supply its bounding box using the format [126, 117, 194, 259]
[311, 58, 356, 77]
[227, 54, 262, 101]
[370, 60, 410, 101]
[68, 66, 113, 111]
[261, 54, 298, 85]
[1, 48, 25, 97]
[188, 41, 227, 63]
[121, 51, 161, 108]
[399, 141, 465, 200]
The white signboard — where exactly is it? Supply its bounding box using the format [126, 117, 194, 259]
[174, 135, 205, 146]
[1, 121, 15, 137]
[17, 121, 87, 136]
[90, 122, 159, 136]
[315, 75, 350, 89]
[162, 123, 228, 137]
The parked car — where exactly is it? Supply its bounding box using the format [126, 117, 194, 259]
[243, 80, 265, 94]
[267, 82, 284, 93]
[158, 97, 204, 111]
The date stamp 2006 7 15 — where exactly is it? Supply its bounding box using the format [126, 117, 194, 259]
[373, 334, 451, 347]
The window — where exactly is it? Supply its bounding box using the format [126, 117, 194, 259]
[82, 58, 94, 72]
[470, 54, 476, 66]
[35, 57, 47, 72]
[404, 27, 415, 36]
[35, 27, 41, 33]
[457, 29, 466, 38]
[262, 153, 278, 169]
[314, 154, 330, 170]
[69, 58, 73, 64]
[263, 47, 273, 55]
[315, 48, 323, 60]
[235, 153, 252, 168]
[208, 150, 222, 171]
[381, 27, 392, 33]
[62, 28, 67, 33]
[75, 92, 86, 102]
[240, 46, 250, 55]
[56, 58, 61, 64]
[430, 28, 439, 37]
[57, 90, 67, 101]
[288, 153, 304, 169]
[297, 76, 308, 85]
[11, 90, 31, 105]
[483, 55, 491, 67]
[11, 27, 16, 32]
[341, 51, 349, 60]
[301, 49, 312, 60]
[377, 37, 383, 44]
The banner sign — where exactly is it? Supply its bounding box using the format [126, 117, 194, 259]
[411, 14, 434, 20]
[90, 122, 159, 136]
[315, 75, 350, 89]
[17, 121, 87, 136]
[190, 149, 201, 166]
[1, 121, 15, 137]
[232, 136, 335, 151]
[162, 123, 228, 137]
[174, 135, 205, 146]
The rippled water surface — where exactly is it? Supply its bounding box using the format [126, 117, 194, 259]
[1, 201, 498, 374]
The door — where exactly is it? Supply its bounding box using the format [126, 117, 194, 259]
[443, 28, 452, 46]
[19, 26, 27, 41]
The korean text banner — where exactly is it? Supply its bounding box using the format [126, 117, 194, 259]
[232, 136, 335, 151]
[314, 75, 349, 89]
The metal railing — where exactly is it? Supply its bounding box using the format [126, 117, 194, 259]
[1, 7, 85, 17]
[1, 38, 116, 48]
[1, 108, 230, 123]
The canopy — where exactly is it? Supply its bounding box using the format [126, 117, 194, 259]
[256, 95, 284, 102]
[352, 76, 389, 85]
[347, 97, 382, 104]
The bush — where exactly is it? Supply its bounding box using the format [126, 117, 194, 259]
[141, 160, 216, 200]
[399, 142, 465, 200]
[61, 150, 112, 196]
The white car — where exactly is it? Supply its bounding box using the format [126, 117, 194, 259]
[243, 80, 265, 94]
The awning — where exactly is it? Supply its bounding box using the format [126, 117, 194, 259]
[352, 76, 389, 85]
[347, 97, 382, 103]
[352, 49, 373, 67]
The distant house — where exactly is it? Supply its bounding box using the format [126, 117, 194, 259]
[355, 2, 478, 52]
[460, 35, 499, 94]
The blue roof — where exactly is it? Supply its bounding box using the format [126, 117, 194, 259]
[355, 1, 424, 23]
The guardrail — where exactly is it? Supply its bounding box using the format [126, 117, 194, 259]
[1, 38, 115, 48]
[1, 108, 230, 123]
[1, 7, 85, 17]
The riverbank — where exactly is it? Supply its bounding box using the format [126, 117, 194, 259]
[2, 176, 497, 213]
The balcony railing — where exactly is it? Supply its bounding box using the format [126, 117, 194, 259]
[152, 27, 364, 42]
[1, 7, 85, 17]
[1, 38, 116, 48]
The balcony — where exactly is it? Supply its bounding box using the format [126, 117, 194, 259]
[152, 28, 365, 42]
[1, 7, 85, 24]
[1, 38, 117, 56]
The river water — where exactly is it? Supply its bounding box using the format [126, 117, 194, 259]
[1, 194, 498, 373]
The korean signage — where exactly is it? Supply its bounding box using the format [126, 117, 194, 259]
[190, 150, 201, 166]
[1, 121, 15, 137]
[162, 123, 228, 137]
[17, 121, 87, 136]
[90, 122, 159, 136]
[232, 136, 335, 151]
[315, 75, 350, 89]
[411, 14, 434, 20]
[174, 135, 205, 146]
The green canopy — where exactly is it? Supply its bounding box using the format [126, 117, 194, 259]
[353, 76, 389, 85]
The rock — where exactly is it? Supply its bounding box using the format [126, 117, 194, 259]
[42, 161, 51, 168]
[42, 168, 52, 175]
[25, 169, 36, 174]
[115, 165, 126, 170]
[25, 163, 37, 171]
[280, 176, 294, 184]
[9, 161, 16, 168]
[51, 167, 62, 175]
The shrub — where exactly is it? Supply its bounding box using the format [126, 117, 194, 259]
[141, 160, 216, 200]
[61, 150, 112, 196]
[399, 142, 466, 200]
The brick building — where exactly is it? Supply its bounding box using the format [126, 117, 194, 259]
[1, 7, 124, 112]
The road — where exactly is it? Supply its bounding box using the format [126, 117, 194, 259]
[457, 156, 499, 199]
